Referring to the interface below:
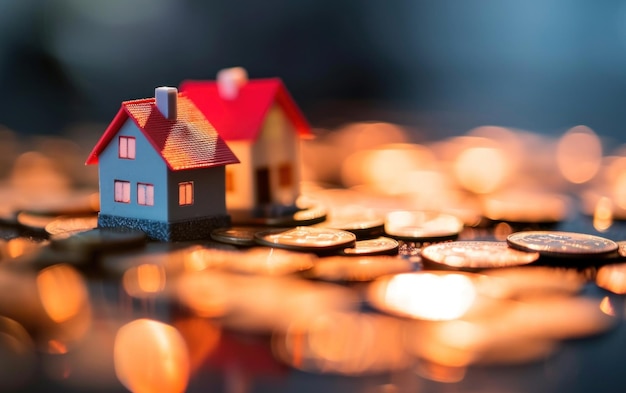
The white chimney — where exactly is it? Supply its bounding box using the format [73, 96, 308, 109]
[217, 67, 248, 100]
[155, 86, 178, 120]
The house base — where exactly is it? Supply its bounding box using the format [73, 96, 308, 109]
[98, 214, 231, 242]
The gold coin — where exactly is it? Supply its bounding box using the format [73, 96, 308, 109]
[254, 227, 356, 252]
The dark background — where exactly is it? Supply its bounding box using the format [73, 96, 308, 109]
[2, 0, 626, 140]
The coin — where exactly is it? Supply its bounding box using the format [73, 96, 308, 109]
[421, 241, 539, 271]
[230, 204, 327, 227]
[307, 255, 414, 282]
[481, 191, 570, 224]
[340, 237, 399, 256]
[384, 211, 463, 241]
[45, 215, 99, 240]
[483, 266, 586, 299]
[506, 231, 618, 258]
[224, 247, 317, 275]
[16, 212, 57, 233]
[210, 226, 261, 247]
[317, 211, 384, 240]
[254, 227, 356, 253]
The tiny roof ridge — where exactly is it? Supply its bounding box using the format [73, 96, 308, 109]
[86, 93, 239, 171]
[180, 77, 311, 142]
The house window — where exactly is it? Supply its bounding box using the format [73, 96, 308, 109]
[179, 181, 194, 205]
[137, 183, 154, 206]
[114, 180, 131, 203]
[278, 163, 292, 188]
[225, 170, 234, 192]
[119, 136, 136, 159]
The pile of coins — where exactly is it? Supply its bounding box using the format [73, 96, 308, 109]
[0, 125, 626, 391]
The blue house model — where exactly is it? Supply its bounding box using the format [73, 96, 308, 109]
[86, 87, 240, 241]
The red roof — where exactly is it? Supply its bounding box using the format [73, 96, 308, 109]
[86, 94, 239, 171]
[180, 78, 311, 141]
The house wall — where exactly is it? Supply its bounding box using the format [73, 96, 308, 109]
[252, 104, 300, 206]
[225, 143, 253, 211]
[98, 119, 169, 221]
[167, 167, 227, 221]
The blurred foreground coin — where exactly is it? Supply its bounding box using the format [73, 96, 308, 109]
[384, 211, 463, 241]
[307, 255, 414, 282]
[422, 241, 539, 271]
[254, 227, 356, 253]
[506, 231, 618, 258]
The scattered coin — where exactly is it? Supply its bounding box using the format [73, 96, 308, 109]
[481, 191, 570, 224]
[16, 212, 58, 233]
[230, 205, 327, 227]
[317, 211, 384, 239]
[421, 241, 539, 271]
[44, 215, 99, 240]
[384, 211, 463, 241]
[222, 247, 317, 275]
[340, 237, 399, 256]
[482, 266, 586, 299]
[254, 226, 356, 253]
[307, 255, 414, 282]
[506, 231, 618, 258]
[210, 226, 262, 247]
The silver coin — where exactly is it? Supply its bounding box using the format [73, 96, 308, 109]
[254, 226, 356, 252]
[421, 241, 539, 270]
[340, 237, 399, 256]
[210, 226, 261, 247]
[384, 211, 463, 241]
[506, 231, 618, 258]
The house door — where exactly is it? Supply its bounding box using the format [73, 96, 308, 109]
[255, 167, 271, 205]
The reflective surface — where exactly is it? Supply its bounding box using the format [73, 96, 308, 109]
[2, 124, 626, 393]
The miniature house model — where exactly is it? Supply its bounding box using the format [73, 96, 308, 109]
[181, 68, 311, 216]
[86, 87, 239, 241]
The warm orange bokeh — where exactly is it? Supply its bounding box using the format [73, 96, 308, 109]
[114, 319, 190, 393]
[556, 125, 602, 184]
[36, 264, 88, 324]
